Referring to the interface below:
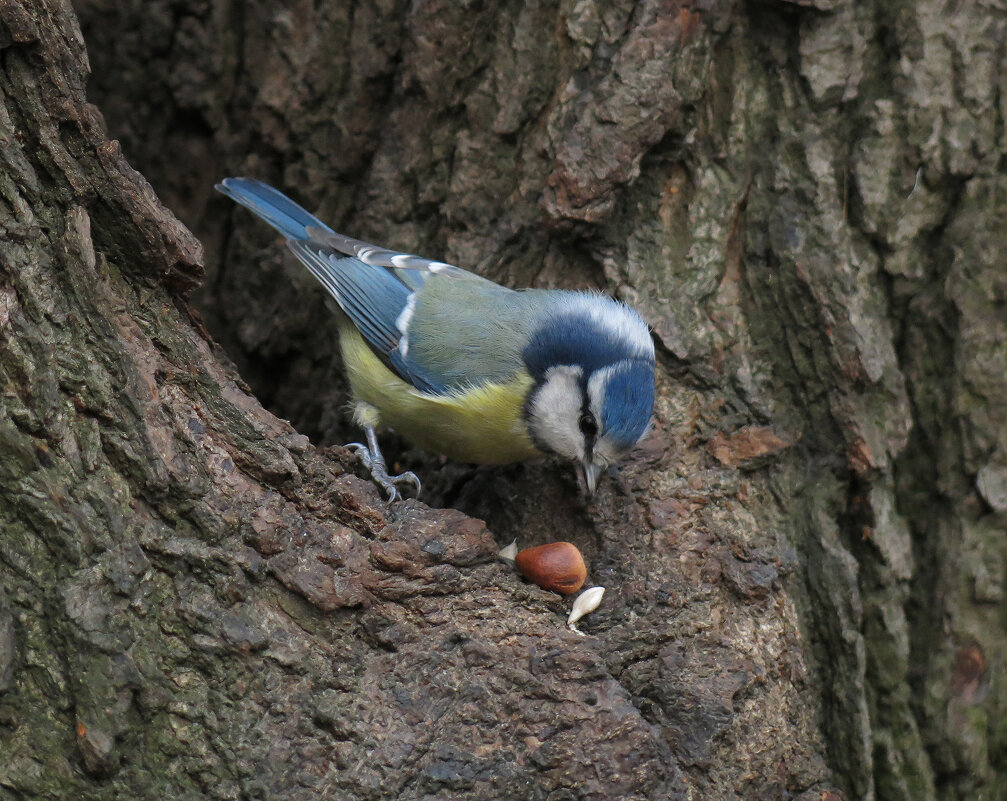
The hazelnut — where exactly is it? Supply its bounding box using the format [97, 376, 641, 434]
[515, 542, 587, 595]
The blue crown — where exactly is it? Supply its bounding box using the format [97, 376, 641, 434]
[523, 309, 643, 380]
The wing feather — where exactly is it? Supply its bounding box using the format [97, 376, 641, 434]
[217, 177, 510, 396]
[287, 241, 445, 394]
[307, 229, 463, 276]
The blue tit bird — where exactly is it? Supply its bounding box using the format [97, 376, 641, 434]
[216, 177, 655, 500]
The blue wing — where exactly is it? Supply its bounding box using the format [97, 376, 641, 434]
[216, 177, 334, 241]
[216, 178, 466, 394]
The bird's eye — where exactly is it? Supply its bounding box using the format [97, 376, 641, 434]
[578, 413, 598, 437]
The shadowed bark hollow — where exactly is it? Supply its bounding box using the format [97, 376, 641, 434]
[1, 0, 1004, 799]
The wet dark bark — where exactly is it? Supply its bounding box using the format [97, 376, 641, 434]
[1, 0, 1004, 799]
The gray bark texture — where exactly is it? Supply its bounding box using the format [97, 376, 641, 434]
[1, 0, 1004, 799]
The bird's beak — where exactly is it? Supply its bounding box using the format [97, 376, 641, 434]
[582, 461, 603, 495]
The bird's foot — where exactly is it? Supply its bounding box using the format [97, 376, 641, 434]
[345, 443, 421, 502]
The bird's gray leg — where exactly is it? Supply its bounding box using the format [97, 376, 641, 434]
[345, 426, 421, 501]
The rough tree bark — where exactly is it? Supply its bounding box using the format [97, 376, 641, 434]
[1, 0, 1004, 799]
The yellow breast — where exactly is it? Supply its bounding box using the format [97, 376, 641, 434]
[338, 323, 541, 464]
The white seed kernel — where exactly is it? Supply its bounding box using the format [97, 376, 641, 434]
[567, 586, 605, 634]
[498, 539, 518, 562]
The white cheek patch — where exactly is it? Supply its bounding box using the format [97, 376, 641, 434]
[528, 365, 585, 460]
[591, 439, 621, 467]
[591, 430, 637, 468]
[586, 367, 614, 466]
[586, 364, 614, 428]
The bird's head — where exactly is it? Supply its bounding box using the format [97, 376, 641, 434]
[523, 296, 655, 493]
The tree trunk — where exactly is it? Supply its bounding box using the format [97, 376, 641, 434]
[2, 0, 1004, 799]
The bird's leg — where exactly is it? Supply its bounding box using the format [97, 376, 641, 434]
[345, 426, 421, 501]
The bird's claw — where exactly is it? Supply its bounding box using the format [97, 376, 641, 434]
[385, 470, 422, 502]
[345, 442, 371, 469]
[345, 443, 421, 501]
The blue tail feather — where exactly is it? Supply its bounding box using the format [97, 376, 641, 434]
[215, 177, 332, 241]
[218, 176, 448, 395]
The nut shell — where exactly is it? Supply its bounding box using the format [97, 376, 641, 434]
[515, 542, 587, 595]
